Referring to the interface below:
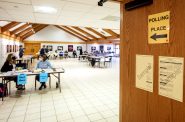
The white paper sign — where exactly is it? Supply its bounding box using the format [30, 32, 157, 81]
[136, 55, 154, 92]
[159, 56, 184, 102]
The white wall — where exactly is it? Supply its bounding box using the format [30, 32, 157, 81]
[24, 25, 117, 56]
[87, 44, 114, 53]
[26, 25, 83, 42]
[41, 43, 87, 57]
[0, 37, 23, 69]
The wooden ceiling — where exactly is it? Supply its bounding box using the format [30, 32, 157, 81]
[0, 21, 120, 43]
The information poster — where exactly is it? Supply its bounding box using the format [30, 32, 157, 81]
[39, 73, 48, 83]
[148, 11, 170, 44]
[159, 56, 184, 102]
[136, 55, 154, 92]
[17, 74, 27, 85]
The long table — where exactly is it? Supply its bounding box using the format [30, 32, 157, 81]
[87, 56, 112, 68]
[0, 68, 65, 100]
[79, 55, 88, 61]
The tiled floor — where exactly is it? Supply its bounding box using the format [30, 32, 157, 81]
[0, 58, 119, 122]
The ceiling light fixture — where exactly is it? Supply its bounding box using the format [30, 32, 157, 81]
[34, 6, 57, 14]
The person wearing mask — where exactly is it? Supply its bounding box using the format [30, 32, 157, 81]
[19, 45, 24, 58]
[1, 54, 24, 90]
[36, 54, 52, 90]
[40, 45, 46, 56]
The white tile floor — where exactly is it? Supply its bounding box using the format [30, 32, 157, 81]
[0, 58, 119, 122]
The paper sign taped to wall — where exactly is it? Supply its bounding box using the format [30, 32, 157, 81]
[136, 55, 154, 92]
[159, 56, 184, 102]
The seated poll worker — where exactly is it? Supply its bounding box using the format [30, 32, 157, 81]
[1, 54, 24, 90]
[36, 54, 52, 90]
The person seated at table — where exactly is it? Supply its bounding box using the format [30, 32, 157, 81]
[36, 54, 52, 90]
[1, 54, 24, 90]
[59, 51, 64, 59]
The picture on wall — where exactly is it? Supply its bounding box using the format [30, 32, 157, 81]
[15, 45, 17, 52]
[91, 46, 96, 52]
[13, 45, 15, 52]
[10, 45, 12, 52]
[14, 45, 16, 52]
[107, 46, 111, 50]
[57, 46, 63, 51]
[7, 45, 10, 53]
[16, 45, 18, 52]
[47, 45, 53, 51]
[99, 45, 104, 53]
[68, 45, 73, 52]
[77, 46, 82, 51]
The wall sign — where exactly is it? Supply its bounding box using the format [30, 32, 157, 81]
[39, 73, 48, 83]
[17, 74, 27, 85]
[136, 55, 154, 92]
[159, 56, 184, 102]
[148, 11, 170, 44]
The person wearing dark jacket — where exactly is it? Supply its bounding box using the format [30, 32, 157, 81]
[19, 45, 24, 58]
[73, 50, 77, 58]
[79, 49, 83, 55]
[1, 54, 23, 90]
[40, 45, 46, 56]
[1, 54, 16, 72]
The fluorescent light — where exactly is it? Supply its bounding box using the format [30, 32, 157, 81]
[34, 6, 57, 14]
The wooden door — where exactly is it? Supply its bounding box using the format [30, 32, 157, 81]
[24, 43, 41, 55]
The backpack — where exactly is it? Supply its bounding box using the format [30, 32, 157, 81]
[0, 83, 7, 98]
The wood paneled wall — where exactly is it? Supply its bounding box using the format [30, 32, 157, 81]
[120, 0, 185, 122]
[24, 43, 41, 55]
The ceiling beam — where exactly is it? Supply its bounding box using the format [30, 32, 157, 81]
[10, 23, 30, 35]
[72, 26, 98, 40]
[34, 25, 48, 33]
[85, 27, 107, 39]
[22, 25, 48, 40]
[61, 26, 91, 41]
[21, 31, 34, 41]
[103, 29, 119, 37]
[16, 24, 39, 37]
[87, 39, 120, 44]
[90, 35, 120, 41]
[1, 22, 20, 33]
[56, 25, 87, 42]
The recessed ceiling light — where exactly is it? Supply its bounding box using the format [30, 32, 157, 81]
[34, 6, 57, 14]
